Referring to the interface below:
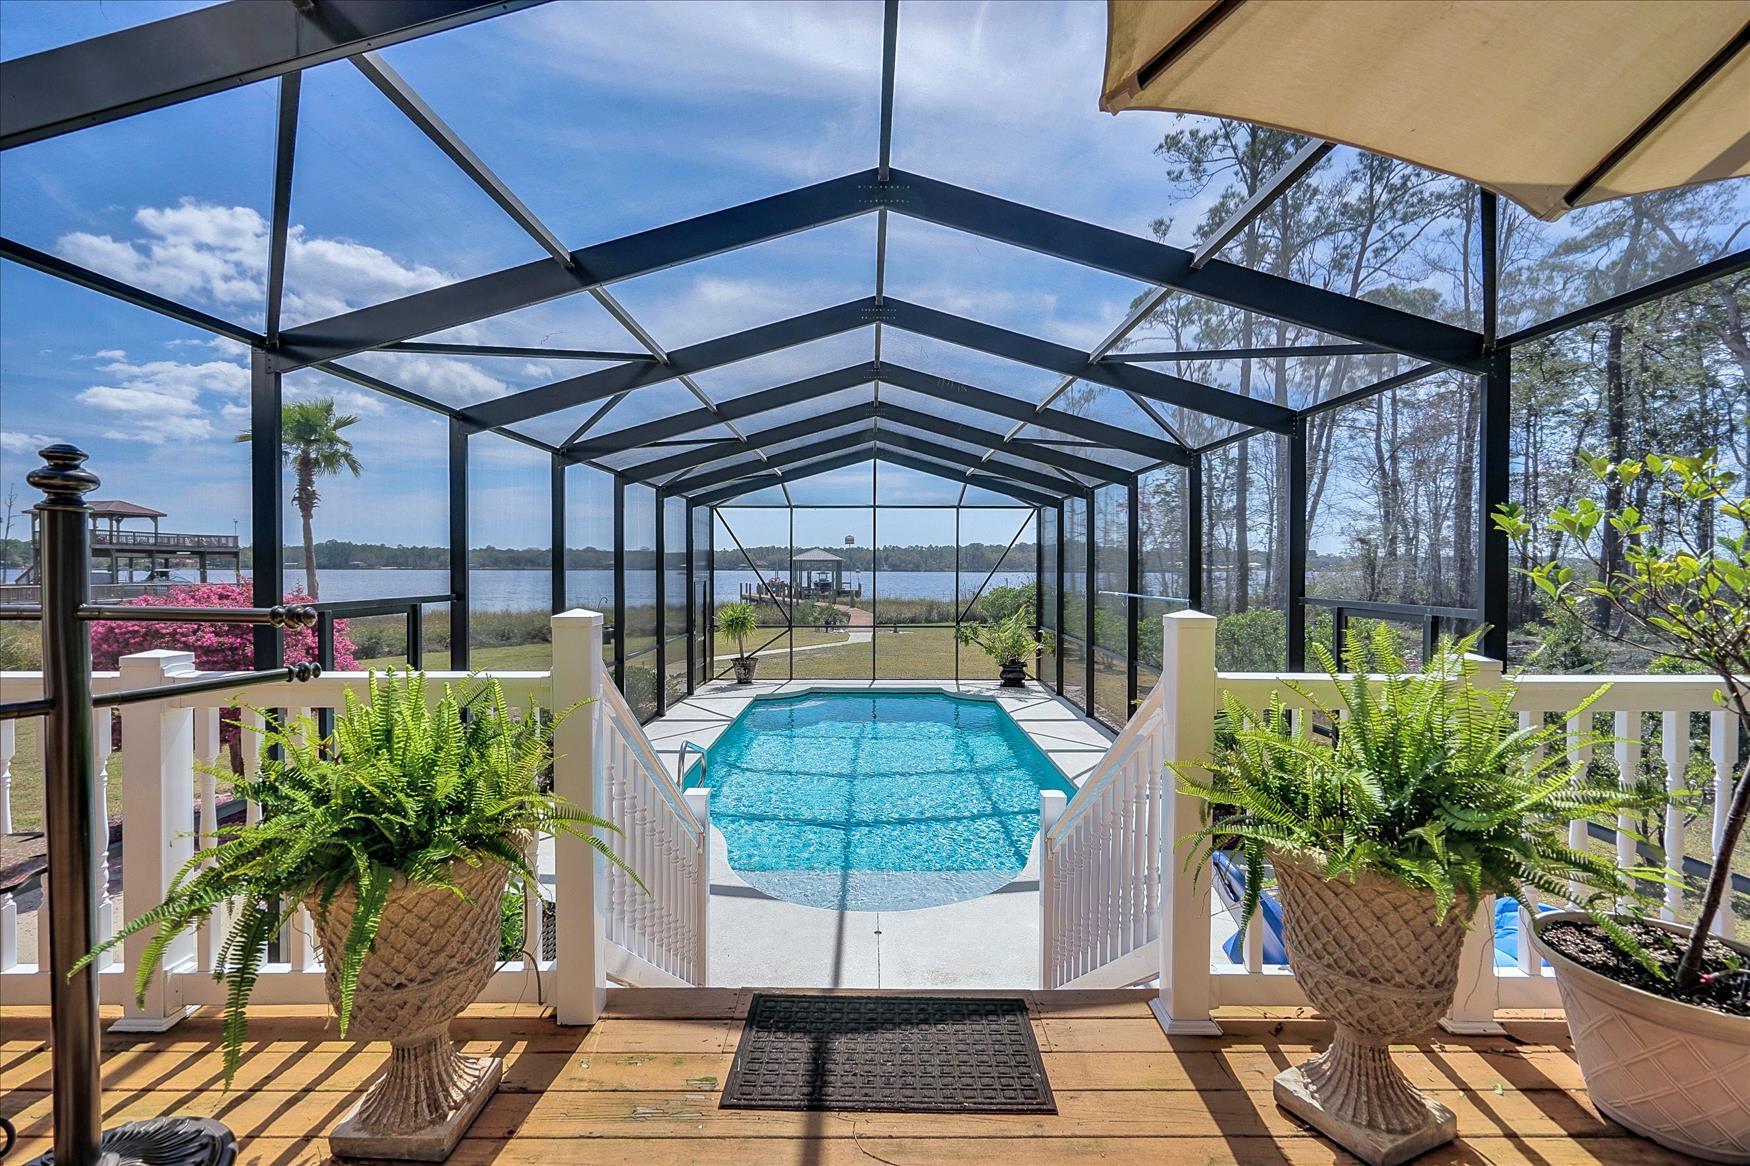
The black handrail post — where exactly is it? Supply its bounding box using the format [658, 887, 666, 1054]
[449, 419, 471, 670]
[1286, 419, 1308, 671]
[1187, 455, 1205, 612]
[25, 445, 242, 1166]
[250, 349, 283, 670]
[31, 445, 103, 1166]
[407, 604, 425, 670]
[1332, 607, 1347, 663]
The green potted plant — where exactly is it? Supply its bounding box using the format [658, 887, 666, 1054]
[1497, 451, 1750, 1163]
[1178, 626, 1668, 1166]
[956, 609, 1044, 687]
[79, 672, 632, 1161]
[715, 601, 761, 683]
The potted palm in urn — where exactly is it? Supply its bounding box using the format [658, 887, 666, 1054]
[956, 610, 1044, 687]
[716, 601, 761, 683]
[1498, 451, 1750, 1163]
[1178, 626, 1668, 1166]
[79, 672, 631, 1161]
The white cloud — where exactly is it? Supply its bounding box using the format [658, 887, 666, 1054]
[72, 353, 250, 445]
[92, 348, 127, 360]
[54, 199, 453, 328]
[0, 431, 57, 454]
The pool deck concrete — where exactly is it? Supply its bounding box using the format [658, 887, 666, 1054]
[641, 679, 1115, 989]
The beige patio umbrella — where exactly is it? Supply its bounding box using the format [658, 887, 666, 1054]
[1102, 0, 1750, 220]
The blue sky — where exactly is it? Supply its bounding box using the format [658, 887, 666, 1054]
[0, 0, 1215, 547]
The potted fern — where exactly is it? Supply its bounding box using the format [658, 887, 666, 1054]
[716, 601, 761, 683]
[1497, 451, 1750, 1163]
[79, 672, 631, 1161]
[956, 610, 1044, 686]
[1179, 626, 1667, 1166]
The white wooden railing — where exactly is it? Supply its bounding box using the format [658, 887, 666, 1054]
[0, 609, 706, 1029]
[1039, 663, 1166, 990]
[1042, 611, 1745, 1036]
[596, 671, 710, 988]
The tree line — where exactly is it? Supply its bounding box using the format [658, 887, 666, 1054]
[1116, 120, 1745, 668]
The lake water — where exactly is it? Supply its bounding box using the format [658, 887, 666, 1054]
[3, 565, 1034, 612]
[272, 568, 1031, 611]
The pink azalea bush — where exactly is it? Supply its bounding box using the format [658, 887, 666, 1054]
[90, 582, 357, 671]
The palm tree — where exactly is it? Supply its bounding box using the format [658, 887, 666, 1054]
[236, 398, 361, 600]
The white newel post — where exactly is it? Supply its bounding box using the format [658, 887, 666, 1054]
[684, 787, 711, 986]
[113, 650, 198, 1032]
[1037, 789, 1066, 989]
[1442, 655, 1507, 1034]
[1152, 611, 1221, 1036]
[552, 610, 607, 1025]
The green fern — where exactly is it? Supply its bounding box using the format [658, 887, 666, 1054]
[1176, 625, 1677, 960]
[75, 670, 636, 1086]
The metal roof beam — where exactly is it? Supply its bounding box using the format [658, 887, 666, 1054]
[873, 430, 1083, 496]
[879, 170, 1488, 373]
[463, 300, 876, 428]
[1501, 246, 1750, 347]
[352, 50, 572, 265]
[883, 299, 1294, 431]
[691, 445, 1063, 509]
[872, 406, 1123, 482]
[385, 341, 653, 360]
[1190, 139, 1334, 269]
[1, 236, 262, 344]
[566, 361, 1188, 464]
[873, 449, 1065, 507]
[269, 169, 880, 371]
[0, 0, 543, 150]
[667, 431, 874, 495]
[692, 448, 874, 507]
[566, 364, 880, 455]
[633, 405, 883, 480]
[1103, 342, 1387, 362]
[624, 399, 1125, 484]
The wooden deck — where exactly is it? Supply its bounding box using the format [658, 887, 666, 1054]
[1, 990, 1695, 1165]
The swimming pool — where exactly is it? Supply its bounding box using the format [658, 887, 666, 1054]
[694, 691, 1074, 912]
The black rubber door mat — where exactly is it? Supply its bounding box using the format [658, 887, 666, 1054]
[720, 994, 1056, 1113]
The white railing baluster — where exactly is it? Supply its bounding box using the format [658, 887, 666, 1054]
[1565, 713, 1593, 903]
[1660, 710, 1689, 924]
[0, 720, 14, 972]
[193, 707, 221, 972]
[1710, 710, 1735, 937]
[1613, 710, 1641, 913]
[91, 709, 116, 968]
[1517, 710, 1541, 975]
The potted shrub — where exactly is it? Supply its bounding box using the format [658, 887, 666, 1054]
[1497, 451, 1750, 1163]
[956, 610, 1044, 687]
[1179, 626, 1667, 1166]
[716, 601, 761, 683]
[79, 672, 632, 1161]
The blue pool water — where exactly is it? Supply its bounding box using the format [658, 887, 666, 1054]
[698, 692, 1074, 912]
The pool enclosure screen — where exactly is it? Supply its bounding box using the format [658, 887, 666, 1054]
[4, 1, 1742, 736]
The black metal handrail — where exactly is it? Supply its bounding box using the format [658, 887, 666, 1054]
[307, 592, 456, 671]
[5, 444, 320, 1165]
[1299, 595, 1483, 661]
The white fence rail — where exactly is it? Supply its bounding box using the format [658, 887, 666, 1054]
[0, 609, 704, 1028]
[1043, 611, 1745, 1034]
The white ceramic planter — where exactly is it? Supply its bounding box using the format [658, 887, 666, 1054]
[1530, 911, 1750, 1164]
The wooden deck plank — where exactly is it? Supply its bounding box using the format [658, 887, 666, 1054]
[3, 999, 1657, 1166]
[3, 1136, 1704, 1166]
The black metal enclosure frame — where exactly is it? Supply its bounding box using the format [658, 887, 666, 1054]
[5, 0, 1747, 734]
